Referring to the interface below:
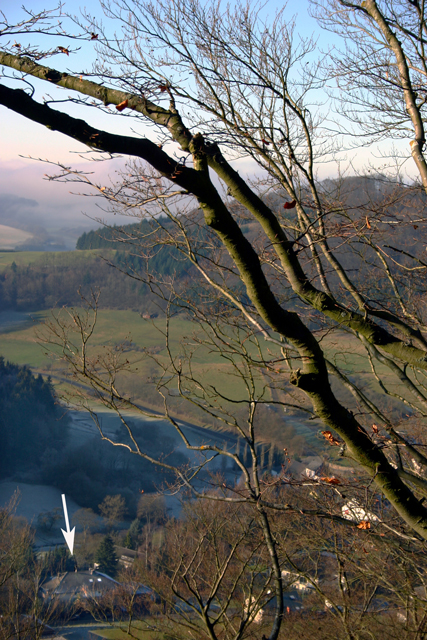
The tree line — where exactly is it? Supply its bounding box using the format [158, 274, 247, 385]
[1, 178, 423, 315]
[0, 252, 154, 311]
[0, 222, 194, 311]
[0, 357, 69, 479]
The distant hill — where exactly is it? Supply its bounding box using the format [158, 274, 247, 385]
[76, 222, 144, 250]
[0, 194, 85, 251]
[72, 178, 427, 318]
[0, 224, 34, 250]
[76, 219, 194, 280]
[1, 176, 425, 313]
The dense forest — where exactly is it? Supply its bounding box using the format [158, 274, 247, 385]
[76, 221, 148, 250]
[0, 251, 148, 311]
[0, 221, 194, 311]
[77, 219, 193, 282]
[0, 358, 69, 479]
[0, 250, 193, 312]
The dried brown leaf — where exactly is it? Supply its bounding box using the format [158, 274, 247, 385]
[116, 99, 128, 112]
[283, 200, 296, 210]
[321, 430, 341, 446]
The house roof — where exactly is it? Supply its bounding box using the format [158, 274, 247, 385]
[285, 455, 324, 478]
[115, 545, 138, 559]
[42, 570, 119, 601]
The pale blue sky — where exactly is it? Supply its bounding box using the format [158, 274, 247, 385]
[0, 0, 409, 232]
[1, 0, 338, 230]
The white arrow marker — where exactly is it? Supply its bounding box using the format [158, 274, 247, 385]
[61, 494, 75, 555]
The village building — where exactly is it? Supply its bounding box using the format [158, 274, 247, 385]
[114, 545, 138, 569]
[40, 570, 120, 608]
[283, 455, 324, 479]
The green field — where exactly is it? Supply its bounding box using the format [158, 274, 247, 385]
[0, 307, 243, 367]
[0, 303, 404, 407]
[0, 310, 51, 366]
[92, 625, 166, 640]
[0, 248, 113, 271]
[0, 304, 272, 390]
[0, 250, 384, 378]
[0, 250, 412, 452]
[0, 307, 275, 429]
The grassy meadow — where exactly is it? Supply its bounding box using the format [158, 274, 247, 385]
[0, 306, 273, 404]
[0, 249, 411, 451]
[92, 626, 166, 640]
[0, 248, 112, 271]
[0, 302, 405, 447]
